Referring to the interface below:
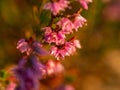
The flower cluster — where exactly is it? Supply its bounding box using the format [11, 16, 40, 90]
[50, 39, 81, 60]
[42, 13, 86, 60]
[42, 0, 90, 60]
[57, 14, 87, 33]
[43, 0, 92, 16]
[7, 0, 93, 90]
[43, 0, 70, 15]
[42, 27, 66, 45]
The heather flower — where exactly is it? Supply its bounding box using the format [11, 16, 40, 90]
[50, 39, 81, 60]
[73, 14, 87, 31]
[78, 0, 92, 10]
[57, 15, 86, 34]
[57, 17, 74, 34]
[15, 68, 39, 90]
[29, 56, 47, 78]
[32, 41, 48, 56]
[16, 39, 30, 55]
[6, 82, 16, 90]
[8, 0, 93, 89]
[46, 60, 64, 75]
[42, 27, 66, 45]
[16, 56, 46, 79]
[43, 0, 70, 15]
[46, 60, 55, 75]
[14, 56, 46, 90]
[16, 38, 48, 56]
[55, 61, 64, 73]
[58, 0, 70, 10]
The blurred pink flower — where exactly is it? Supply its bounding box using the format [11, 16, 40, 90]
[64, 84, 75, 90]
[103, 1, 120, 21]
[46, 60, 56, 75]
[78, 0, 92, 10]
[43, 0, 70, 15]
[6, 82, 16, 90]
[55, 61, 64, 73]
[72, 39, 81, 48]
[46, 60, 64, 75]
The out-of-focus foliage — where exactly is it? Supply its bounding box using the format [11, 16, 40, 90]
[0, 0, 120, 90]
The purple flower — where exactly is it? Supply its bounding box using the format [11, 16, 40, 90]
[15, 68, 39, 90]
[42, 27, 66, 45]
[14, 56, 47, 90]
[78, 0, 92, 10]
[73, 14, 87, 31]
[29, 56, 47, 78]
[43, 0, 70, 15]
[50, 39, 81, 60]
[32, 41, 49, 56]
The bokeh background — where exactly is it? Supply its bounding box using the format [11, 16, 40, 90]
[0, 0, 120, 90]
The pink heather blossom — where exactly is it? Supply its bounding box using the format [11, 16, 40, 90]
[64, 85, 75, 90]
[78, 0, 92, 10]
[57, 17, 74, 34]
[58, 0, 71, 9]
[16, 38, 48, 55]
[46, 60, 64, 75]
[16, 39, 30, 55]
[42, 27, 66, 45]
[55, 61, 64, 73]
[73, 14, 87, 31]
[50, 39, 81, 60]
[50, 46, 68, 60]
[46, 60, 55, 75]
[43, 0, 70, 15]
[6, 82, 16, 90]
[57, 15, 86, 33]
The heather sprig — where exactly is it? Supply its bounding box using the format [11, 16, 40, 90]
[5, 0, 93, 90]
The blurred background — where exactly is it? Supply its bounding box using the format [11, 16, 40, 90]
[0, 0, 120, 90]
